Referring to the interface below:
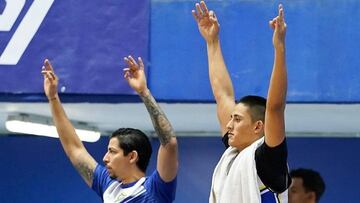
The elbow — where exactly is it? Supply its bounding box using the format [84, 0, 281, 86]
[266, 101, 286, 112]
[162, 137, 178, 153]
[266, 94, 287, 112]
[166, 137, 178, 148]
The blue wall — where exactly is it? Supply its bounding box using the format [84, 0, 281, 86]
[0, 0, 149, 95]
[0, 0, 359, 202]
[0, 135, 359, 202]
[1, 0, 359, 103]
[150, 0, 360, 103]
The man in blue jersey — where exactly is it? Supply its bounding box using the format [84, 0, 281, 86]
[42, 55, 178, 202]
[192, 1, 290, 202]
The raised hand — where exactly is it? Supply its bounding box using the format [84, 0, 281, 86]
[41, 59, 58, 100]
[123, 56, 148, 96]
[192, 1, 220, 43]
[269, 4, 287, 48]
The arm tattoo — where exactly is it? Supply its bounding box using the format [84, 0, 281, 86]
[141, 92, 176, 145]
[74, 161, 94, 185]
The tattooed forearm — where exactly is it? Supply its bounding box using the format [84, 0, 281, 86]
[74, 161, 94, 185]
[140, 91, 176, 145]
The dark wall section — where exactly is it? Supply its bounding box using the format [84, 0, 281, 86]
[0, 135, 358, 202]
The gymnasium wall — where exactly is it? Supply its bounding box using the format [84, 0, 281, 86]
[0, 1, 359, 202]
[0, 135, 358, 203]
[0, 0, 359, 103]
[0, 0, 149, 96]
[150, 0, 360, 102]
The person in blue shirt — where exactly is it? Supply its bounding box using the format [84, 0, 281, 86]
[42, 55, 178, 202]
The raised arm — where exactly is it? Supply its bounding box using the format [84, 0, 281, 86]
[123, 56, 178, 182]
[42, 59, 97, 187]
[265, 5, 287, 147]
[192, 1, 235, 135]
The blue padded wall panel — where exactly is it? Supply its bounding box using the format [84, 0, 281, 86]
[0, 136, 359, 202]
[0, 0, 149, 95]
[150, 0, 360, 103]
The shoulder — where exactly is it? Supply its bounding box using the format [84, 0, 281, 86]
[255, 139, 290, 193]
[145, 170, 177, 187]
[144, 170, 177, 202]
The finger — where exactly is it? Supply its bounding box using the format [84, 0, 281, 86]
[44, 59, 54, 72]
[278, 4, 284, 18]
[45, 72, 54, 83]
[138, 57, 144, 70]
[200, 1, 209, 16]
[192, 10, 200, 22]
[42, 68, 48, 80]
[195, 3, 203, 17]
[41, 66, 46, 75]
[49, 71, 56, 81]
[209, 10, 218, 24]
[124, 56, 134, 68]
[41, 70, 51, 76]
[272, 17, 278, 27]
[128, 55, 137, 65]
[269, 20, 275, 29]
[128, 55, 138, 70]
[124, 70, 129, 78]
[42, 68, 54, 77]
[274, 16, 282, 29]
[123, 67, 136, 76]
[124, 71, 132, 81]
[278, 5, 284, 23]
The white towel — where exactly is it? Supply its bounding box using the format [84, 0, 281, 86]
[210, 137, 264, 203]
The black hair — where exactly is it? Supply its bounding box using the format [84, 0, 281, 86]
[237, 95, 267, 122]
[290, 168, 326, 202]
[110, 128, 152, 173]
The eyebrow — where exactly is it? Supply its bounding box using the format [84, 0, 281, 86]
[232, 114, 243, 119]
[108, 147, 118, 151]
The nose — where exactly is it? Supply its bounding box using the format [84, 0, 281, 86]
[226, 118, 233, 132]
[103, 152, 109, 164]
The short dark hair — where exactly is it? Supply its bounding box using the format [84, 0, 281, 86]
[110, 128, 152, 173]
[290, 168, 326, 202]
[237, 95, 267, 122]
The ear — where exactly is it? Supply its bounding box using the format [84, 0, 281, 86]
[253, 120, 264, 135]
[307, 191, 316, 201]
[129, 150, 139, 164]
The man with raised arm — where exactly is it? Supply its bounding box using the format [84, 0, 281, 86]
[42, 56, 178, 202]
[192, 1, 290, 202]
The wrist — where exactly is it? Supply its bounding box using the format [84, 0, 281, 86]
[207, 39, 221, 52]
[206, 37, 220, 46]
[274, 43, 285, 52]
[48, 94, 59, 102]
[138, 88, 150, 97]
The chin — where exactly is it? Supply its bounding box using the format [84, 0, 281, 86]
[107, 170, 116, 178]
[228, 139, 235, 147]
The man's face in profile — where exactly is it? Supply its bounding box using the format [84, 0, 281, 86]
[289, 177, 315, 203]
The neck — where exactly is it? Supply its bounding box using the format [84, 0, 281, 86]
[119, 170, 145, 184]
[235, 136, 262, 151]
